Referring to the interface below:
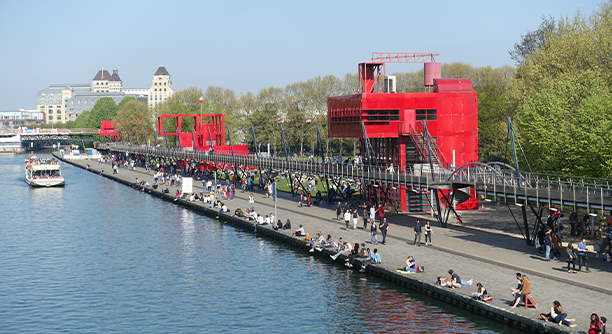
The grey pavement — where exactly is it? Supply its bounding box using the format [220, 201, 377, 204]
[64, 157, 611, 333]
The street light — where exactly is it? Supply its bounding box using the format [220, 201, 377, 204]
[199, 97, 204, 123]
[301, 119, 312, 157]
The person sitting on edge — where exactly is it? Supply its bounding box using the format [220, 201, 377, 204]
[511, 275, 531, 308]
[360, 248, 381, 272]
[358, 243, 367, 258]
[234, 208, 244, 218]
[600, 316, 609, 334]
[309, 232, 325, 252]
[283, 219, 292, 230]
[472, 283, 491, 301]
[330, 242, 352, 260]
[323, 235, 334, 248]
[273, 220, 283, 230]
[292, 225, 305, 236]
[447, 269, 472, 288]
[344, 242, 361, 267]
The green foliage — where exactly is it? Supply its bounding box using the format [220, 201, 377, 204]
[516, 72, 612, 177]
[113, 99, 154, 145]
[509, 2, 612, 177]
[73, 110, 91, 128]
[118, 96, 138, 110]
[88, 97, 118, 128]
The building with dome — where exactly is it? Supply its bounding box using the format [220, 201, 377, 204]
[36, 66, 171, 124]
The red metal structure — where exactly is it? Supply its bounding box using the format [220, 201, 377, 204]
[328, 53, 479, 212]
[100, 121, 119, 141]
[157, 113, 248, 154]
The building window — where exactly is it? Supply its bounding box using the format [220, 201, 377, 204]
[365, 109, 400, 121]
[164, 82, 166, 85]
[164, 88, 166, 91]
[155, 82, 157, 86]
[416, 109, 437, 121]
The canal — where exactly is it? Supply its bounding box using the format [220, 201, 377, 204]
[0, 154, 515, 333]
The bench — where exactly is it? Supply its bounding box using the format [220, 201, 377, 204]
[524, 295, 537, 308]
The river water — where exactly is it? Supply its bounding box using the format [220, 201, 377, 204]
[0, 154, 514, 333]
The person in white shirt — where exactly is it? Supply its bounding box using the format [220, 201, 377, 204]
[344, 210, 351, 229]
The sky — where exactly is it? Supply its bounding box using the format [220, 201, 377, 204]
[0, 0, 603, 110]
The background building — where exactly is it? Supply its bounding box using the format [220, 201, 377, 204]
[148, 67, 174, 110]
[36, 67, 167, 124]
[0, 109, 44, 129]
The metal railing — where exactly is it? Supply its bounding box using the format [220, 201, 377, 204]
[97, 143, 612, 211]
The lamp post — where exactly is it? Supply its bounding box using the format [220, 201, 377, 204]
[300, 119, 312, 157]
[199, 97, 204, 125]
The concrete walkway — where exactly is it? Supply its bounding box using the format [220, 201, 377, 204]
[63, 157, 611, 333]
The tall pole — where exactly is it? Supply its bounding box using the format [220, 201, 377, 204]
[143, 127, 148, 147]
[251, 124, 260, 158]
[508, 117, 521, 189]
[317, 123, 331, 204]
[280, 124, 295, 197]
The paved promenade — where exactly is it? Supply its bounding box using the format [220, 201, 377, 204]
[62, 156, 611, 333]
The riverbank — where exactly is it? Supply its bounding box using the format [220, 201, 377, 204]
[56, 153, 610, 333]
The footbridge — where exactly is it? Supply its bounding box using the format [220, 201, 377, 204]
[2, 129, 99, 150]
[95, 142, 612, 246]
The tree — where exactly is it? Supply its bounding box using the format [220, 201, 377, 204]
[508, 2, 612, 177]
[118, 96, 139, 110]
[113, 99, 154, 145]
[73, 110, 91, 128]
[516, 72, 612, 177]
[88, 97, 118, 128]
[508, 16, 557, 66]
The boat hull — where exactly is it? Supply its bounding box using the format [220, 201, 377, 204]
[25, 177, 65, 187]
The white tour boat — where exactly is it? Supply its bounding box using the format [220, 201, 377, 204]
[25, 162, 65, 187]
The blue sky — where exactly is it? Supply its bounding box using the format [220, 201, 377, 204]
[0, 0, 602, 110]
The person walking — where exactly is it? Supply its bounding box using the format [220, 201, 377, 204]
[414, 219, 422, 246]
[577, 238, 590, 272]
[344, 209, 351, 229]
[299, 192, 304, 207]
[362, 208, 368, 230]
[352, 209, 359, 230]
[336, 202, 342, 220]
[544, 227, 552, 261]
[379, 218, 388, 245]
[377, 204, 385, 223]
[424, 221, 433, 246]
[566, 242, 577, 273]
[248, 193, 255, 211]
[369, 205, 376, 225]
[370, 221, 378, 244]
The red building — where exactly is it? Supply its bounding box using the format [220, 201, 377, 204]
[327, 57, 479, 212]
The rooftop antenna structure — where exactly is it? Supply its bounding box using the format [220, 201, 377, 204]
[361, 52, 440, 94]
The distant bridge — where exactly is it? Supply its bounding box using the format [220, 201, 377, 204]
[0, 128, 99, 149]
